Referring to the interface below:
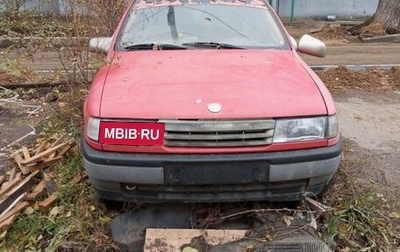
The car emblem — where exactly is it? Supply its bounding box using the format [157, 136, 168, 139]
[208, 103, 222, 113]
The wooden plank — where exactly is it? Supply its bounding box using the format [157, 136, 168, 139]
[0, 177, 22, 197]
[23, 180, 46, 201]
[2, 172, 22, 191]
[48, 152, 57, 159]
[49, 134, 67, 148]
[0, 212, 18, 232]
[9, 167, 17, 181]
[22, 147, 31, 160]
[144, 228, 246, 252]
[14, 172, 22, 181]
[19, 143, 67, 165]
[38, 193, 57, 212]
[0, 175, 5, 186]
[56, 142, 76, 158]
[27, 156, 63, 171]
[0, 170, 40, 213]
[0, 201, 29, 225]
[12, 153, 30, 175]
[50, 139, 74, 159]
[35, 140, 49, 155]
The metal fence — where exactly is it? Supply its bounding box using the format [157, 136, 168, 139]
[272, 0, 378, 19]
[0, 0, 379, 19]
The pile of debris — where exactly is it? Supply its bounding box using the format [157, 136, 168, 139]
[0, 135, 75, 234]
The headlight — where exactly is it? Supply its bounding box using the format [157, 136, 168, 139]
[87, 117, 100, 141]
[273, 115, 338, 143]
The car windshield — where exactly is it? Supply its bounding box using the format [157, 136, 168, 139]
[117, 3, 288, 50]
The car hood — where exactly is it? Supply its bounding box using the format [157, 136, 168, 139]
[100, 50, 327, 119]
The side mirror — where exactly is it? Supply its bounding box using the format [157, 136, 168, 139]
[297, 34, 326, 58]
[89, 37, 113, 54]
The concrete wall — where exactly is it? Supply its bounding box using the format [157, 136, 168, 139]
[1, 0, 379, 19]
[273, 0, 378, 19]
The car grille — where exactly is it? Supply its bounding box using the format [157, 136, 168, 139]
[159, 119, 275, 147]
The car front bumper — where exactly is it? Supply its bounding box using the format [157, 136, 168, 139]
[81, 138, 342, 203]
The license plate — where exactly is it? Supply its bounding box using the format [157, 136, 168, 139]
[99, 122, 165, 146]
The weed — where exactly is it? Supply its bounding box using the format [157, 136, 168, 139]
[2, 209, 69, 250]
[0, 0, 124, 85]
[322, 142, 400, 251]
[1, 150, 117, 251]
[39, 87, 86, 139]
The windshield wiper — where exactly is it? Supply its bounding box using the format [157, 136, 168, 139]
[182, 42, 244, 49]
[124, 43, 187, 51]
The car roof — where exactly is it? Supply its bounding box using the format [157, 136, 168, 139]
[133, 0, 271, 10]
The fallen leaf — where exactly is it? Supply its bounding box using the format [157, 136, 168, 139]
[182, 246, 198, 252]
[263, 234, 273, 242]
[58, 102, 67, 108]
[0, 231, 7, 239]
[24, 207, 35, 215]
[282, 215, 294, 227]
[49, 206, 61, 217]
[309, 215, 318, 230]
[338, 222, 349, 233]
[246, 244, 255, 251]
[100, 216, 112, 223]
[33, 202, 40, 211]
[389, 212, 400, 219]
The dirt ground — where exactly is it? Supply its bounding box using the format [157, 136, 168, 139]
[318, 65, 400, 92]
[0, 87, 55, 171]
[334, 91, 400, 197]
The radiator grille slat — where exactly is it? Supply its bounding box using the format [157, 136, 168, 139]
[160, 119, 275, 147]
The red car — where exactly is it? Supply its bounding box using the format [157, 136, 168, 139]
[82, 0, 342, 203]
